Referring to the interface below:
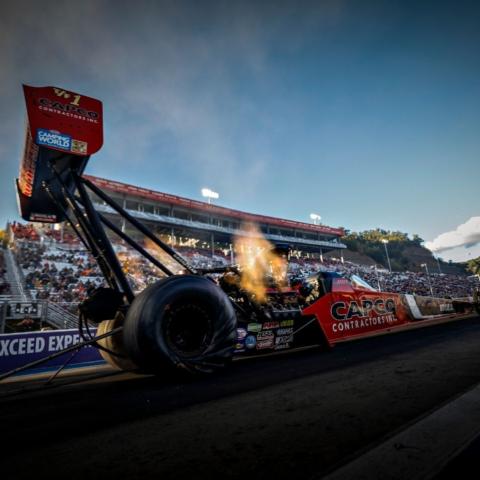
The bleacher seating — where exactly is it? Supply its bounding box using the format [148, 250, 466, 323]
[7, 222, 480, 313]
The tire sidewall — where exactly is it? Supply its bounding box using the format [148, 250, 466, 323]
[123, 275, 237, 374]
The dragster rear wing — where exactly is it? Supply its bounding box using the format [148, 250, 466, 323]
[16, 85, 103, 223]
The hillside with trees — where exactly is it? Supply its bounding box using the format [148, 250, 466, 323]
[466, 257, 480, 276]
[341, 229, 466, 275]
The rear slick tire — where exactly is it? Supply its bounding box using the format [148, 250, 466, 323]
[96, 313, 138, 372]
[123, 275, 237, 375]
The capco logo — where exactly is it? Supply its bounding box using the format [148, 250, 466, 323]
[38, 98, 99, 119]
[331, 298, 396, 321]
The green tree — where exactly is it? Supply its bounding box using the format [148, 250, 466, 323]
[412, 234, 424, 245]
[467, 257, 480, 275]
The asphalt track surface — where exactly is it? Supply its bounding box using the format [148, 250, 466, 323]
[2, 315, 480, 480]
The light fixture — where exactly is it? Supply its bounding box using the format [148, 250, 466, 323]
[201, 188, 219, 204]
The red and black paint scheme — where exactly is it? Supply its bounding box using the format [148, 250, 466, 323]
[9, 84, 478, 381]
[17, 85, 103, 223]
[230, 271, 475, 358]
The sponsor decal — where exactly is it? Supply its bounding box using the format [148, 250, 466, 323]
[328, 298, 400, 334]
[71, 139, 88, 154]
[275, 335, 293, 345]
[235, 342, 246, 352]
[36, 128, 71, 151]
[280, 319, 294, 327]
[277, 327, 293, 336]
[331, 314, 398, 333]
[440, 303, 454, 313]
[263, 321, 279, 330]
[30, 213, 57, 222]
[245, 335, 257, 349]
[18, 127, 38, 197]
[38, 97, 99, 123]
[274, 343, 291, 350]
[236, 328, 247, 340]
[247, 323, 262, 333]
[331, 298, 396, 321]
[257, 330, 274, 340]
[256, 338, 274, 350]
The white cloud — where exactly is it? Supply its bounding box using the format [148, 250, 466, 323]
[425, 216, 480, 253]
[435, 244, 480, 263]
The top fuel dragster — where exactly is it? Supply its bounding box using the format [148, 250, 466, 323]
[10, 84, 479, 378]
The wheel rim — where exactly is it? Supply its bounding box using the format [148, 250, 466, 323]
[164, 302, 213, 358]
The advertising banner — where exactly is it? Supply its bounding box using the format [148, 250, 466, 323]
[5, 302, 43, 320]
[0, 329, 105, 376]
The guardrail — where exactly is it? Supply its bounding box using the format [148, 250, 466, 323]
[3, 248, 28, 301]
[45, 302, 78, 329]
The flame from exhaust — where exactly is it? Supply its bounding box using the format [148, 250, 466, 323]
[115, 236, 184, 287]
[142, 237, 187, 275]
[234, 223, 288, 303]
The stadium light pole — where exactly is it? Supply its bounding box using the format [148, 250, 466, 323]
[374, 264, 381, 291]
[381, 239, 392, 272]
[434, 254, 442, 274]
[421, 263, 434, 297]
[201, 188, 219, 205]
[310, 213, 321, 225]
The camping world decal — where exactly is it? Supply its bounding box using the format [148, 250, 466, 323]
[36, 129, 71, 151]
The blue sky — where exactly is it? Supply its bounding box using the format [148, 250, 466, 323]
[0, 0, 478, 262]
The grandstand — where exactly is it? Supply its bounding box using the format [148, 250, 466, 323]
[84, 175, 347, 261]
[1, 175, 478, 334]
[1, 219, 479, 334]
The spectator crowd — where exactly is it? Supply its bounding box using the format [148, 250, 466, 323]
[0, 250, 10, 295]
[289, 257, 479, 299]
[5, 223, 479, 310]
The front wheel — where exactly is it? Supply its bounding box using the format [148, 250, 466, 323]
[123, 275, 237, 375]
